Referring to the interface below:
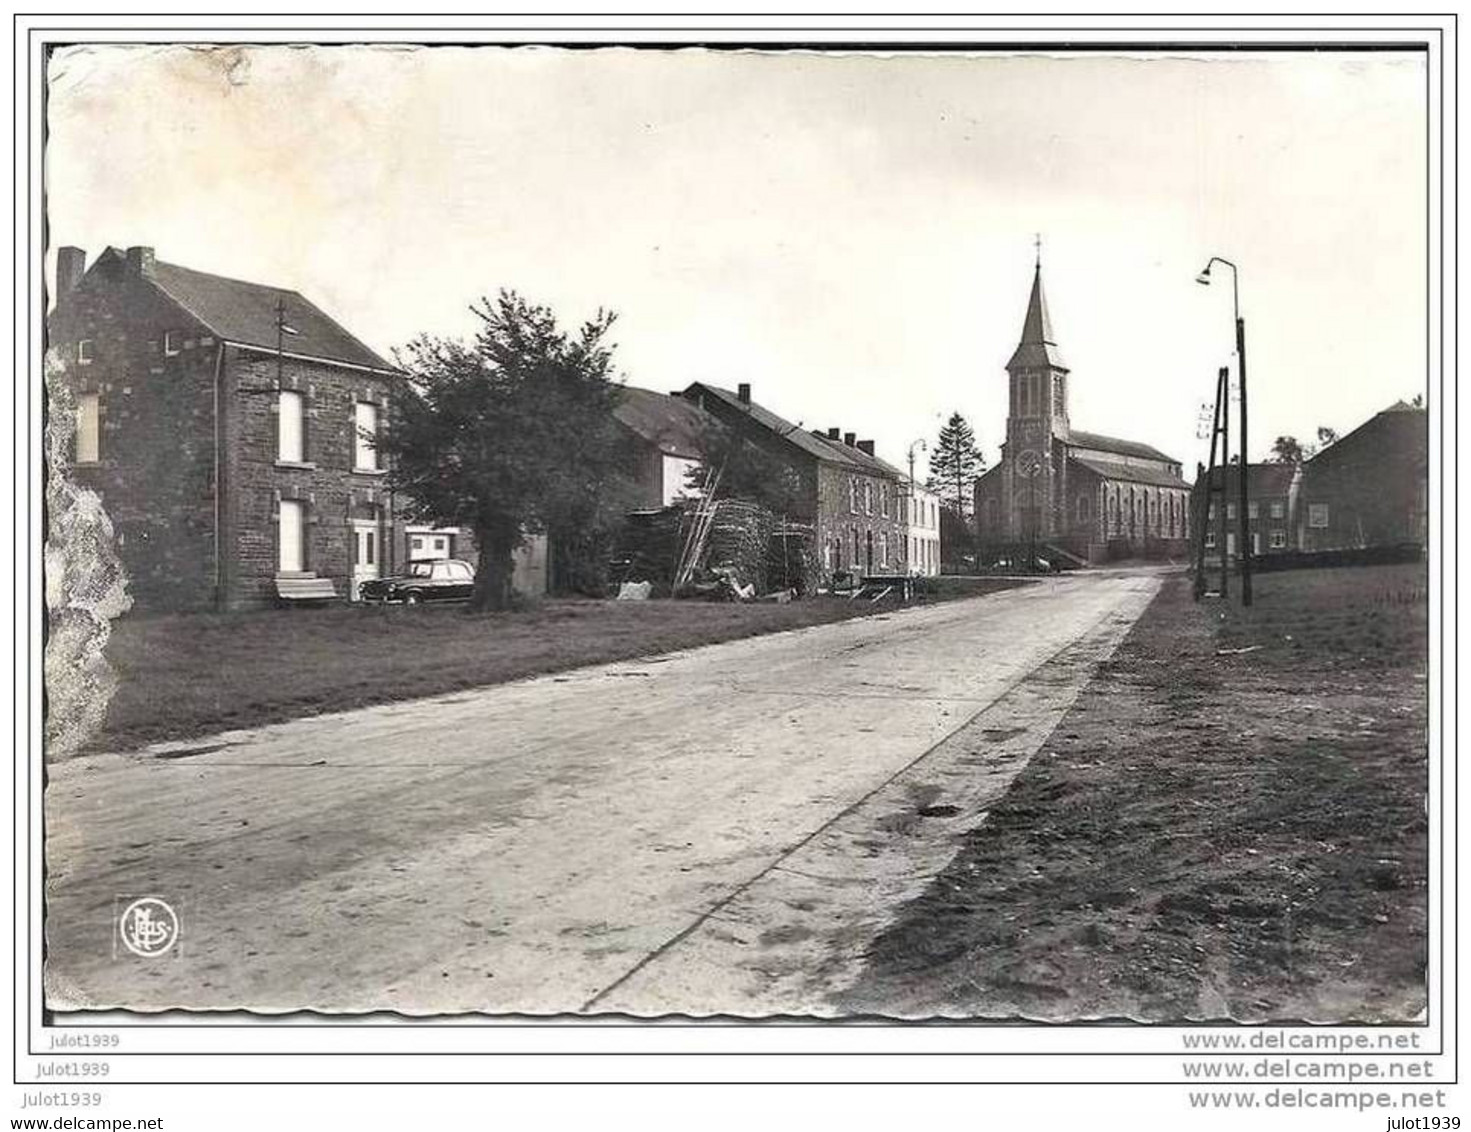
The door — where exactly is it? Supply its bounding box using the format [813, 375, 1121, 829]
[1226, 532, 1236, 559]
[1252, 532, 1262, 556]
[865, 530, 873, 573]
[278, 500, 304, 574]
[351, 522, 380, 601]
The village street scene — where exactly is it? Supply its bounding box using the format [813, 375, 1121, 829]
[41, 46, 1428, 1023]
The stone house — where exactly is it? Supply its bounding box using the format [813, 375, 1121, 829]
[676, 382, 907, 579]
[1191, 462, 1298, 561]
[48, 244, 487, 610]
[901, 480, 942, 577]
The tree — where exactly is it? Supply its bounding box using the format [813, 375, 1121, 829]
[926, 412, 985, 517]
[1268, 435, 1307, 465]
[1316, 426, 1339, 451]
[382, 290, 629, 612]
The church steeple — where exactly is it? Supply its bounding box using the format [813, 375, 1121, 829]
[1007, 256, 1068, 373]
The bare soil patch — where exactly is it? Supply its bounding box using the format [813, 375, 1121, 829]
[837, 564, 1429, 1022]
[88, 577, 1025, 754]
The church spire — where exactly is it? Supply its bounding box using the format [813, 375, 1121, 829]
[1007, 249, 1068, 372]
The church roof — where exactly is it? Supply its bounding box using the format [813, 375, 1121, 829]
[1007, 263, 1068, 372]
[1069, 453, 1190, 490]
[1066, 428, 1178, 464]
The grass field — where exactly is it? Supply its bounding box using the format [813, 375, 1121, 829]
[840, 563, 1430, 1023]
[88, 576, 1025, 754]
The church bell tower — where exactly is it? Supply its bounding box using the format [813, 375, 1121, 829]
[1003, 245, 1070, 540]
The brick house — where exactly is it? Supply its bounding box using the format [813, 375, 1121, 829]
[610, 386, 713, 509]
[1191, 462, 1297, 561]
[1296, 400, 1429, 552]
[48, 244, 484, 610]
[677, 382, 908, 579]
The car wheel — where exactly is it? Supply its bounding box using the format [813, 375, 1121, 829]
[404, 591, 423, 606]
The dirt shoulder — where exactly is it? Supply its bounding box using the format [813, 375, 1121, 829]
[837, 564, 1429, 1023]
[87, 577, 1026, 755]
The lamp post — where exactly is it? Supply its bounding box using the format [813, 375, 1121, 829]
[906, 438, 927, 573]
[1196, 257, 1252, 606]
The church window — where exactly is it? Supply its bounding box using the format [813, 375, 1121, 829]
[1053, 377, 1065, 417]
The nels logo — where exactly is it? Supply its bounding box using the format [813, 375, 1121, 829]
[116, 896, 179, 958]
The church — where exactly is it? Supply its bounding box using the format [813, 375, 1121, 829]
[973, 257, 1192, 565]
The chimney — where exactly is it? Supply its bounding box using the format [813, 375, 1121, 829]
[56, 246, 86, 297]
[857, 440, 875, 456]
[737, 382, 751, 404]
[827, 428, 840, 440]
[843, 432, 856, 447]
[125, 245, 155, 279]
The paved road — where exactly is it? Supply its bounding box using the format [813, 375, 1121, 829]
[45, 570, 1163, 1017]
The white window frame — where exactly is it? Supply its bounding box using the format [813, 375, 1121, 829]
[1248, 501, 1259, 519]
[1308, 503, 1330, 529]
[1204, 528, 1217, 549]
[75, 392, 100, 463]
[1270, 501, 1285, 519]
[76, 339, 94, 366]
[849, 478, 859, 514]
[1270, 530, 1287, 549]
[163, 330, 180, 357]
[354, 400, 379, 472]
[277, 389, 305, 464]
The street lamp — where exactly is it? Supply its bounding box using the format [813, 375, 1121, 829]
[1196, 256, 1252, 606]
[905, 438, 927, 574]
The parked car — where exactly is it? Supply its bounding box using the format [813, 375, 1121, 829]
[359, 559, 476, 605]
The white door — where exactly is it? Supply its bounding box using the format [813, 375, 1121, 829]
[351, 522, 380, 601]
[1252, 532, 1262, 555]
[278, 500, 304, 573]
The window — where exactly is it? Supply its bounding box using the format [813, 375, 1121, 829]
[447, 562, 473, 582]
[1204, 528, 1217, 549]
[863, 482, 873, 514]
[1248, 501, 1259, 520]
[354, 401, 379, 471]
[1076, 495, 1089, 524]
[76, 339, 94, 366]
[881, 483, 890, 518]
[850, 527, 860, 567]
[849, 478, 859, 513]
[277, 390, 304, 463]
[1270, 501, 1285, 519]
[434, 537, 447, 552]
[878, 531, 888, 567]
[278, 500, 305, 573]
[1226, 503, 1236, 520]
[75, 393, 100, 463]
[1207, 502, 1216, 522]
[1270, 530, 1287, 549]
[163, 331, 180, 356]
[411, 536, 424, 552]
[1308, 503, 1330, 529]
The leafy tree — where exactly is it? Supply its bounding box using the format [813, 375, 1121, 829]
[1411, 393, 1425, 409]
[1268, 435, 1307, 465]
[1316, 426, 1339, 451]
[382, 290, 628, 611]
[926, 412, 985, 517]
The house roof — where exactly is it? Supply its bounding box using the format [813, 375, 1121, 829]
[1007, 263, 1068, 372]
[142, 256, 394, 372]
[1197, 462, 1296, 495]
[612, 386, 709, 460]
[684, 383, 858, 467]
[1066, 428, 1179, 465]
[1070, 453, 1190, 489]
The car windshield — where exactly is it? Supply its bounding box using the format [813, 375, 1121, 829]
[407, 562, 433, 577]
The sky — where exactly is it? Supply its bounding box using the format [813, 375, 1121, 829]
[45, 44, 1428, 477]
